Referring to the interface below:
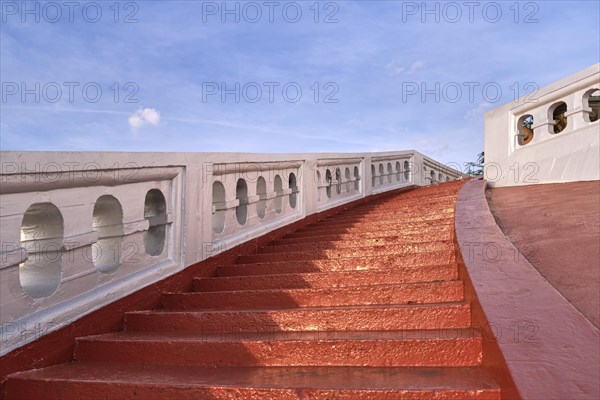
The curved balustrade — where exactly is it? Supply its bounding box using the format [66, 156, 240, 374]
[0, 150, 462, 355]
[485, 63, 600, 186]
[513, 85, 599, 148]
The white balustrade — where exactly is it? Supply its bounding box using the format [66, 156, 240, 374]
[0, 150, 462, 354]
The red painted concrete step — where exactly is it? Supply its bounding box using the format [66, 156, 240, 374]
[282, 225, 454, 240]
[237, 242, 453, 264]
[326, 205, 456, 220]
[163, 281, 464, 310]
[74, 329, 482, 367]
[303, 214, 455, 230]
[218, 256, 456, 276]
[272, 228, 454, 244]
[124, 303, 472, 333]
[302, 211, 454, 230]
[290, 218, 454, 236]
[259, 235, 454, 253]
[193, 266, 459, 292]
[4, 364, 501, 400]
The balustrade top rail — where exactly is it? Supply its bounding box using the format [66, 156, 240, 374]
[0, 150, 463, 354]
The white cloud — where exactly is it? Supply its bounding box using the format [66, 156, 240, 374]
[464, 102, 494, 119]
[128, 108, 161, 129]
[385, 60, 425, 76]
[385, 61, 405, 76]
[409, 60, 425, 73]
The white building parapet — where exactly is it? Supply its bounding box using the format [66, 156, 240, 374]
[485, 63, 600, 187]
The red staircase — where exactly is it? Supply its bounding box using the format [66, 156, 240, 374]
[3, 180, 502, 399]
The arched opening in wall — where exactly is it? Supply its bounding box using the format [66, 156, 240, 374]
[430, 170, 436, 183]
[403, 160, 410, 181]
[371, 165, 376, 187]
[335, 168, 342, 195]
[274, 175, 283, 213]
[387, 163, 393, 183]
[325, 169, 332, 199]
[316, 171, 322, 201]
[212, 181, 226, 233]
[438, 173, 443, 183]
[19, 203, 63, 298]
[288, 173, 298, 209]
[517, 115, 534, 145]
[256, 177, 267, 219]
[549, 101, 567, 133]
[395, 162, 401, 182]
[446, 177, 451, 182]
[236, 179, 249, 225]
[584, 88, 600, 123]
[144, 189, 167, 256]
[344, 168, 351, 193]
[92, 195, 124, 274]
[378, 164, 384, 185]
[354, 167, 360, 191]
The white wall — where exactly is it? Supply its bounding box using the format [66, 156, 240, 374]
[0, 150, 463, 354]
[485, 63, 600, 187]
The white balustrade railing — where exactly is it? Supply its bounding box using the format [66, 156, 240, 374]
[0, 150, 462, 354]
[485, 63, 600, 187]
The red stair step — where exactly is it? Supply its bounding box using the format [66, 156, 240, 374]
[272, 228, 454, 245]
[193, 266, 459, 292]
[237, 242, 453, 264]
[259, 235, 455, 254]
[163, 281, 464, 310]
[74, 329, 482, 367]
[219, 255, 456, 276]
[4, 364, 501, 400]
[292, 218, 454, 235]
[124, 303, 472, 333]
[305, 214, 455, 229]
[285, 220, 454, 237]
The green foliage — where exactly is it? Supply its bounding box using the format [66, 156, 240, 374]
[465, 151, 484, 176]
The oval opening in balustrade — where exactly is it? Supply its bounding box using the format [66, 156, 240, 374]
[212, 181, 226, 233]
[344, 168, 351, 193]
[403, 160, 410, 181]
[316, 171, 322, 201]
[274, 175, 283, 213]
[335, 168, 342, 195]
[387, 163, 393, 183]
[354, 166, 360, 191]
[438, 173, 443, 182]
[517, 114, 534, 145]
[549, 101, 567, 134]
[378, 164, 384, 185]
[289, 173, 298, 209]
[371, 165, 376, 187]
[236, 179, 249, 225]
[430, 170, 436, 183]
[19, 203, 63, 298]
[143, 189, 167, 256]
[395, 162, 401, 182]
[256, 177, 267, 219]
[92, 195, 124, 274]
[584, 88, 599, 123]
[325, 169, 332, 199]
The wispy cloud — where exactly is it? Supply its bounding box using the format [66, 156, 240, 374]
[464, 102, 494, 119]
[129, 108, 161, 130]
[385, 60, 426, 76]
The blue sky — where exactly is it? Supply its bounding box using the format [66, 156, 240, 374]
[1, 0, 599, 168]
